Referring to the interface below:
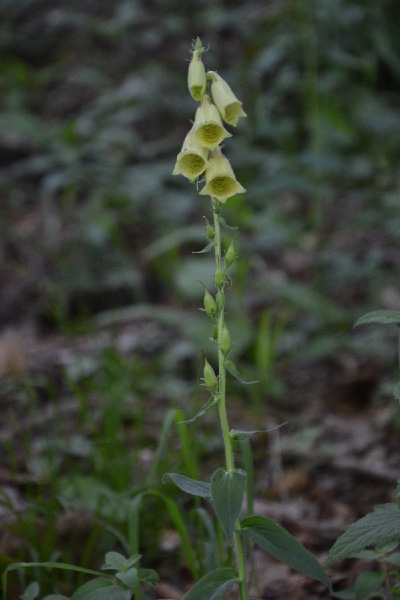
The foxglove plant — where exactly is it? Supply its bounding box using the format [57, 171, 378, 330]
[168, 38, 331, 600]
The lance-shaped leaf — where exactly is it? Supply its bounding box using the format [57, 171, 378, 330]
[182, 568, 238, 600]
[225, 360, 258, 384]
[163, 473, 212, 499]
[211, 468, 246, 545]
[354, 309, 400, 327]
[178, 395, 218, 424]
[239, 516, 331, 590]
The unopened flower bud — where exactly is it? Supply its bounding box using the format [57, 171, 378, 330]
[215, 267, 224, 288]
[224, 242, 236, 268]
[203, 358, 218, 393]
[208, 71, 247, 127]
[220, 325, 232, 356]
[205, 219, 215, 240]
[188, 50, 207, 101]
[204, 289, 217, 318]
[216, 291, 224, 312]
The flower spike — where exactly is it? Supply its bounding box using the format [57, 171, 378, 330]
[199, 146, 246, 203]
[172, 126, 209, 182]
[193, 95, 232, 151]
[208, 71, 247, 127]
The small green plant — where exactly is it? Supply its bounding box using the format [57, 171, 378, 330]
[326, 311, 400, 599]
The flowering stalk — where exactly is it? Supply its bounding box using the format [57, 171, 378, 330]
[170, 37, 331, 600]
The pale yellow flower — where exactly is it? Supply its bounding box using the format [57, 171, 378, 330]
[199, 146, 246, 203]
[172, 126, 209, 182]
[209, 71, 247, 127]
[188, 50, 207, 101]
[193, 95, 232, 151]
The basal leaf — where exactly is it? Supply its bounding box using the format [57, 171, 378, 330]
[326, 503, 400, 567]
[354, 310, 400, 327]
[211, 468, 246, 545]
[182, 568, 238, 600]
[239, 516, 331, 590]
[163, 473, 212, 499]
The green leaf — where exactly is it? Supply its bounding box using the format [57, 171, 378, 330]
[218, 217, 238, 231]
[393, 382, 400, 403]
[179, 396, 218, 423]
[101, 551, 140, 571]
[137, 568, 159, 587]
[230, 424, 285, 440]
[21, 582, 40, 600]
[354, 310, 400, 327]
[182, 568, 238, 600]
[239, 516, 331, 590]
[163, 473, 212, 499]
[331, 588, 357, 599]
[326, 503, 400, 566]
[193, 242, 214, 254]
[116, 568, 137, 588]
[211, 468, 246, 545]
[385, 551, 400, 568]
[70, 578, 126, 600]
[354, 571, 386, 600]
[225, 360, 257, 385]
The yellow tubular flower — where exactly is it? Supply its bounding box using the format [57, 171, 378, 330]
[188, 50, 207, 101]
[193, 95, 232, 151]
[209, 71, 247, 127]
[173, 126, 209, 181]
[199, 146, 246, 203]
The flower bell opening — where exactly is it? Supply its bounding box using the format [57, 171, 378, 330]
[173, 127, 209, 181]
[199, 147, 246, 203]
[193, 96, 232, 151]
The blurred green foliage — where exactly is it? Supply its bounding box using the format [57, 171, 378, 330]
[2, 0, 400, 357]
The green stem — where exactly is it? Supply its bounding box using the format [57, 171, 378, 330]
[211, 198, 248, 600]
[212, 199, 234, 474]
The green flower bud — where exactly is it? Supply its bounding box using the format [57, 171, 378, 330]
[172, 126, 209, 182]
[220, 325, 232, 356]
[224, 241, 236, 268]
[215, 267, 224, 288]
[208, 71, 247, 127]
[216, 291, 224, 312]
[204, 289, 217, 318]
[188, 50, 207, 101]
[203, 358, 218, 393]
[205, 219, 215, 240]
[199, 146, 246, 203]
[193, 95, 232, 151]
